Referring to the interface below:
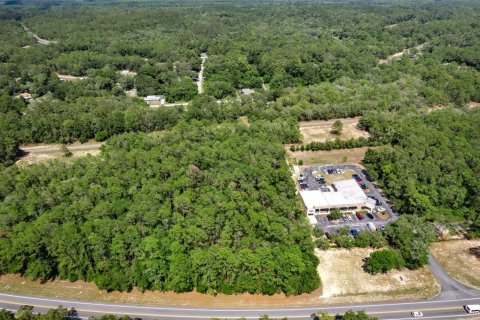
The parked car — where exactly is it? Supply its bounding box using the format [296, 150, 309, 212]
[348, 215, 353, 221]
[359, 183, 367, 189]
[367, 222, 377, 231]
[350, 229, 359, 237]
[376, 206, 386, 212]
[367, 212, 375, 219]
[356, 212, 364, 220]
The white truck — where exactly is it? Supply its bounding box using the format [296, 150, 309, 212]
[464, 304, 480, 314]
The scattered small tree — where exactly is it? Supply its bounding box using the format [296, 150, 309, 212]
[312, 227, 325, 238]
[331, 120, 344, 135]
[60, 144, 72, 157]
[328, 208, 342, 220]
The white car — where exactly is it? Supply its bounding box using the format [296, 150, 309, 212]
[376, 206, 386, 212]
[411, 312, 423, 317]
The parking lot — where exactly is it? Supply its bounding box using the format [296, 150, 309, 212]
[298, 164, 398, 233]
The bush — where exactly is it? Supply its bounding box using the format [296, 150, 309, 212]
[365, 249, 404, 274]
[95, 130, 109, 142]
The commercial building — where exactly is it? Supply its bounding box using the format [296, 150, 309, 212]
[300, 179, 375, 216]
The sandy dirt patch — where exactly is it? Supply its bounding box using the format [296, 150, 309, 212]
[468, 101, 480, 109]
[384, 23, 398, 29]
[16, 141, 103, 165]
[16, 149, 101, 165]
[379, 43, 425, 64]
[288, 146, 376, 166]
[238, 116, 251, 126]
[299, 118, 369, 144]
[315, 248, 439, 303]
[430, 239, 480, 290]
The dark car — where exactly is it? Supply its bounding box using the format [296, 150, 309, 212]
[366, 212, 375, 219]
[350, 229, 359, 237]
[359, 183, 367, 189]
[356, 212, 364, 220]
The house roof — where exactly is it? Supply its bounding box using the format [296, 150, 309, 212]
[144, 95, 164, 101]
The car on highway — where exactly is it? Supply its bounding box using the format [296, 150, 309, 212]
[411, 311, 423, 317]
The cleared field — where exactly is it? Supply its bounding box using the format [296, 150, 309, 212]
[430, 239, 480, 290]
[316, 248, 439, 303]
[299, 118, 369, 144]
[288, 146, 373, 166]
[16, 141, 103, 165]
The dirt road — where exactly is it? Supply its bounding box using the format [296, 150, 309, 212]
[197, 53, 208, 94]
[21, 23, 51, 45]
[21, 143, 104, 154]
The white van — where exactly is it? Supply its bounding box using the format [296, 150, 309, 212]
[367, 222, 377, 231]
[464, 305, 480, 314]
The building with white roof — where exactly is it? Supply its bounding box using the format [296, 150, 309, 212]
[144, 95, 165, 106]
[300, 179, 375, 216]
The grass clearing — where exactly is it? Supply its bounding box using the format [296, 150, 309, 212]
[16, 149, 101, 165]
[299, 118, 369, 144]
[323, 169, 356, 185]
[430, 239, 480, 290]
[315, 248, 439, 304]
[288, 146, 375, 166]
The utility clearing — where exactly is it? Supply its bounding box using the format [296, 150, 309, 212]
[430, 239, 480, 290]
[299, 117, 369, 143]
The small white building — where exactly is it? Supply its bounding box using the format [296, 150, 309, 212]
[16, 92, 32, 101]
[144, 95, 165, 106]
[300, 179, 375, 216]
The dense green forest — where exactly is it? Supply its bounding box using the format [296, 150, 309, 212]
[363, 109, 480, 236]
[0, 0, 479, 295]
[0, 121, 319, 295]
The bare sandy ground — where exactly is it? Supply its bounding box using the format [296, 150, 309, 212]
[287, 146, 376, 166]
[316, 248, 439, 303]
[299, 117, 369, 144]
[379, 43, 426, 64]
